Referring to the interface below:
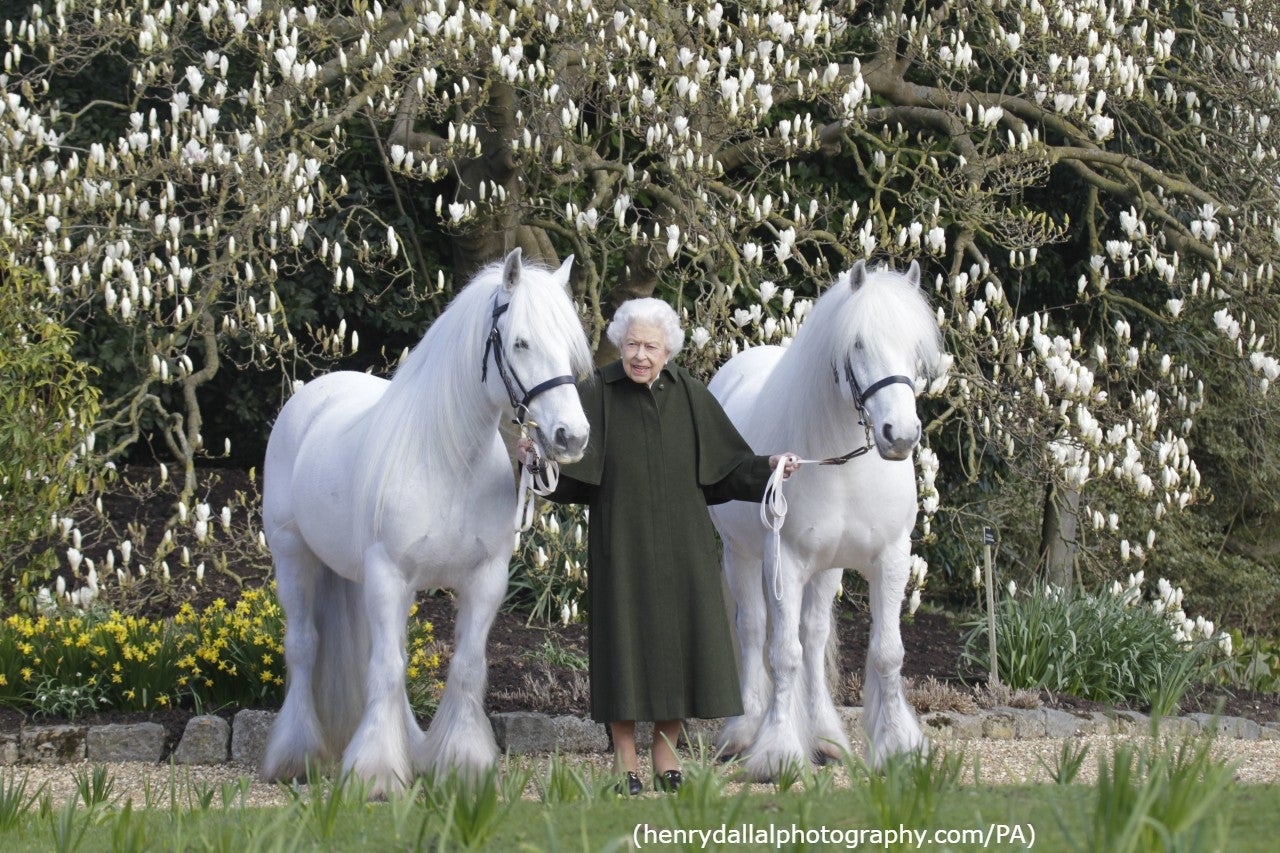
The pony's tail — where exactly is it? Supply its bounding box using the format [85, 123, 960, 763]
[826, 604, 840, 696]
[261, 567, 370, 783]
[313, 571, 370, 752]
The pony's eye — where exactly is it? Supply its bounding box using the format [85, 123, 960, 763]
[853, 340, 864, 351]
[513, 338, 530, 351]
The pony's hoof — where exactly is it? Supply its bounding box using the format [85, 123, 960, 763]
[358, 774, 406, 801]
[744, 753, 807, 784]
[812, 737, 850, 764]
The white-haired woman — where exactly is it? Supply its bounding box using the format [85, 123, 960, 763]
[523, 297, 797, 794]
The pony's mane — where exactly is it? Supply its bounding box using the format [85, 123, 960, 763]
[352, 259, 592, 539]
[753, 264, 942, 455]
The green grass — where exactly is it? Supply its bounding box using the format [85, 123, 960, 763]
[0, 738, 1273, 851]
[3, 783, 1277, 852]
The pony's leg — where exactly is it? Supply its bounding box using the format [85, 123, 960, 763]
[742, 540, 809, 782]
[415, 555, 504, 778]
[260, 529, 330, 782]
[716, 544, 770, 757]
[800, 568, 851, 762]
[861, 546, 927, 767]
[341, 545, 415, 798]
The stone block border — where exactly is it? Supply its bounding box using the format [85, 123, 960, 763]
[3, 707, 1278, 768]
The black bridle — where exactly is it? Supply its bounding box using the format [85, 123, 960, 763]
[482, 298, 577, 426]
[841, 356, 915, 412]
[821, 356, 915, 464]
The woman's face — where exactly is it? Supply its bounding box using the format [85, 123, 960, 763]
[620, 320, 670, 385]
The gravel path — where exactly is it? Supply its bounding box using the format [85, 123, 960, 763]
[8, 735, 1280, 809]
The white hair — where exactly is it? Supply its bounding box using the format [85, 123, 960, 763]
[606, 297, 685, 357]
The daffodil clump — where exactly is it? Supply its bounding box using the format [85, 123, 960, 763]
[0, 609, 182, 714]
[0, 584, 440, 717]
[406, 601, 444, 717]
[172, 588, 286, 711]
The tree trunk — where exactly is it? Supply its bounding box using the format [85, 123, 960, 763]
[1040, 482, 1080, 590]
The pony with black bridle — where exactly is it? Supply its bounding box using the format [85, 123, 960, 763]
[260, 249, 591, 797]
[482, 292, 580, 525]
[709, 259, 943, 780]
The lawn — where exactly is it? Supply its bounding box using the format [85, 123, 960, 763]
[1, 736, 1273, 851]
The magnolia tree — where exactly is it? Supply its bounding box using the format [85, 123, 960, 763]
[2, 0, 1279, 606]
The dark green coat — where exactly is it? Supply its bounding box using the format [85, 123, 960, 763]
[547, 360, 773, 723]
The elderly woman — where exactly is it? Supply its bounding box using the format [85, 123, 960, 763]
[523, 297, 796, 794]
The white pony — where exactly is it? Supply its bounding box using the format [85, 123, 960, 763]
[260, 249, 592, 796]
[708, 259, 942, 780]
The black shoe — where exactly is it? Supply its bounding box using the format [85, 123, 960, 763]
[655, 769, 682, 793]
[615, 771, 642, 796]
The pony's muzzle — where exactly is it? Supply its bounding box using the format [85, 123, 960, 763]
[545, 424, 589, 463]
[877, 421, 921, 461]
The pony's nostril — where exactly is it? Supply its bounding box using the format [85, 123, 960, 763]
[881, 421, 921, 454]
[554, 427, 588, 456]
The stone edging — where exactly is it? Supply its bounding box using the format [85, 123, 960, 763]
[3, 706, 1276, 767]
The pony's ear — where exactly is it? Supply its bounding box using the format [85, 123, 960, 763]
[848, 259, 867, 291]
[906, 259, 922, 289]
[501, 247, 524, 292]
[554, 254, 575, 294]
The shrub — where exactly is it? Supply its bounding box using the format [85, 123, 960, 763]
[962, 574, 1228, 715]
[0, 247, 101, 608]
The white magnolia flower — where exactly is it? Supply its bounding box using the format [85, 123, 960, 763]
[1089, 114, 1115, 140]
[666, 224, 682, 259]
[925, 226, 946, 253]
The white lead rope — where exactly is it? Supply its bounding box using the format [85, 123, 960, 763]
[517, 449, 559, 529]
[759, 426, 876, 600]
[760, 453, 821, 601]
[514, 432, 559, 550]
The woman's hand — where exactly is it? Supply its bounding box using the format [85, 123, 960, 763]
[517, 437, 533, 467]
[769, 453, 800, 479]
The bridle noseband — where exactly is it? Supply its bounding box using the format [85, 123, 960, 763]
[841, 355, 915, 411]
[482, 297, 577, 426]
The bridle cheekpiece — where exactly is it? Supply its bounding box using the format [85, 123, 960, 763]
[482, 297, 577, 427]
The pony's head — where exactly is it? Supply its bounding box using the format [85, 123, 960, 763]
[833, 259, 942, 460]
[482, 248, 592, 462]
